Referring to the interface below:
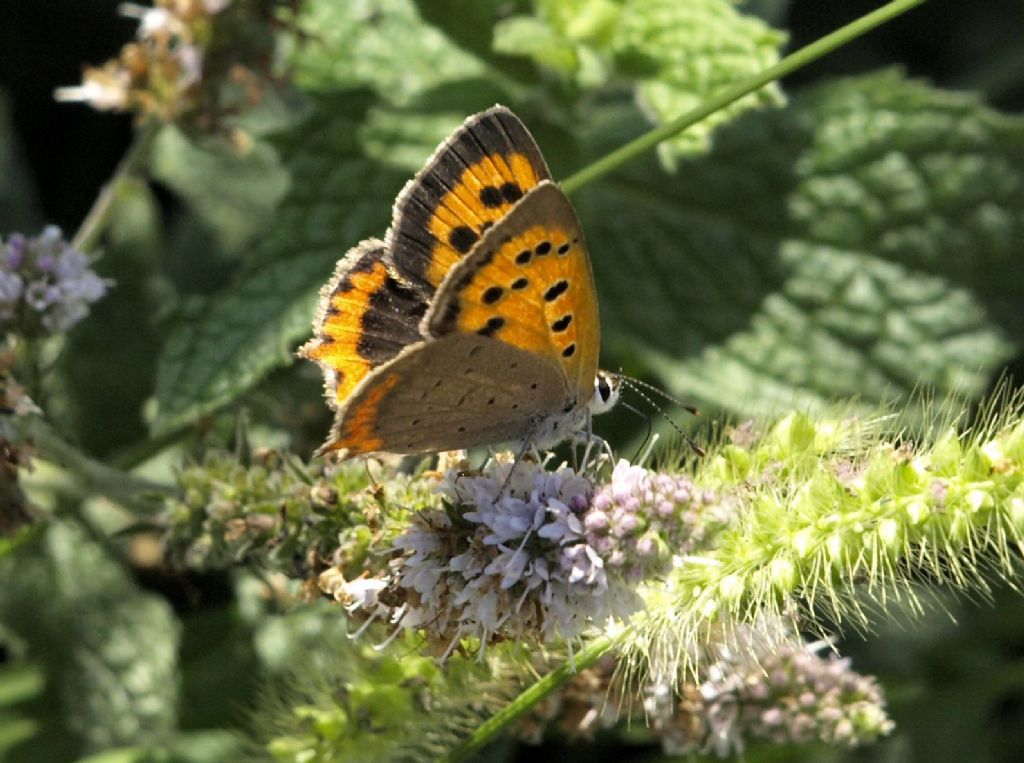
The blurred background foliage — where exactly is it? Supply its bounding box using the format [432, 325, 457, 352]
[1, 0, 1023, 761]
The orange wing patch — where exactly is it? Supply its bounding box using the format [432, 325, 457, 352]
[428, 183, 600, 406]
[388, 107, 551, 298]
[452, 224, 581, 359]
[300, 241, 425, 409]
[424, 153, 543, 288]
[321, 371, 400, 456]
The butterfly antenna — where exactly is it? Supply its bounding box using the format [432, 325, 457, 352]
[613, 374, 706, 457]
[615, 373, 700, 416]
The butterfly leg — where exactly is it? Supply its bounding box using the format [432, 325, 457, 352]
[579, 410, 596, 472]
[573, 410, 613, 479]
[497, 431, 537, 498]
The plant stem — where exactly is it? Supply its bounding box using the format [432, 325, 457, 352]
[442, 631, 626, 763]
[561, 0, 929, 195]
[72, 121, 159, 253]
[29, 419, 175, 507]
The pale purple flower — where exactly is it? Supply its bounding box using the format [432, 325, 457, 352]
[346, 458, 646, 650]
[1, 227, 111, 337]
[586, 459, 711, 581]
[647, 622, 894, 756]
[0, 272, 23, 303]
[337, 458, 734, 653]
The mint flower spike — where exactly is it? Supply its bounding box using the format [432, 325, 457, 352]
[0, 227, 111, 337]
[320, 453, 732, 660]
[622, 403, 1024, 687]
[642, 616, 894, 756]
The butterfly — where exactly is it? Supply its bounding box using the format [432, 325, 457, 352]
[299, 106, 619, 459]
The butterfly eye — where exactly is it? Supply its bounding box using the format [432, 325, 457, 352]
[591, 372, 621, 415]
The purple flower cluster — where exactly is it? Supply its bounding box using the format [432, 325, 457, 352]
[587, 460, 731, 581]
[1, 227, 110, 337]
[324, 457, 720, 654]
[393, 459, 645, 651]
[646, 625, 894, 756]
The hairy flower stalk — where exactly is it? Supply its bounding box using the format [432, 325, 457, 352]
[167, 401, 1023, 760]
[518, 618, 892, 756]
[647, 622, 893, 755]
[625, 409, 1024, 686]
[164, 446, 432, 577]
[0, 342, 39, 529]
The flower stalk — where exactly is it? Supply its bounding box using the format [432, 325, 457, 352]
[561, 0, 929, 195]
[71, 123, 158, 254]
[624, 409, 1024, 685]
[441, 632, 622, 763]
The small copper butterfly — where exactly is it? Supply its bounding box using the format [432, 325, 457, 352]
[300, 106, 619, 458]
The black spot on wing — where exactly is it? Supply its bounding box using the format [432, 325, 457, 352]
[501, 182, 523, 203]
[477, 316, 505, 337]
[480, 186, 503, 208]
[551, 314, 572, 332]
[449, 226, 479, 254]
[544, 280, 569, 301]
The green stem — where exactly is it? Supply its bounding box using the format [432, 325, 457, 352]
[561, 0, 929, 195]
[29, 419, 175, 507]
[442, 631, 626, 763]
[72, 121, 159, 253]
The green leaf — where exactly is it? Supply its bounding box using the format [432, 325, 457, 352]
[149, 93, 407, 435]
[150, 250, 332, 435]
[493, 16, 580, 77]
[149, 125, 291, 254]
[583, 71, 1023, 418]
[494, 0, 621, 88]
[410, 0, 539, 83]
[493, 0, 785, 160]
[288, 0, 483, 104]
[0, 523, 180, 759]
[612, 0, 786, 165]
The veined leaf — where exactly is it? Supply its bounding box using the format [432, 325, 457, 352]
[287, 0, 483, 104]
[494, 0, 785, 161]
[0, 524, 179, 759]
[149, 125, 290, 254]
[411, 0, 540, 84]
[149, 92, 407, 435]
[613, 0, 786, 165]
[583, 71, 1023, 418]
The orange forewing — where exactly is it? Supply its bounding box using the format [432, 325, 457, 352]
[427, 182, 599, 405]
